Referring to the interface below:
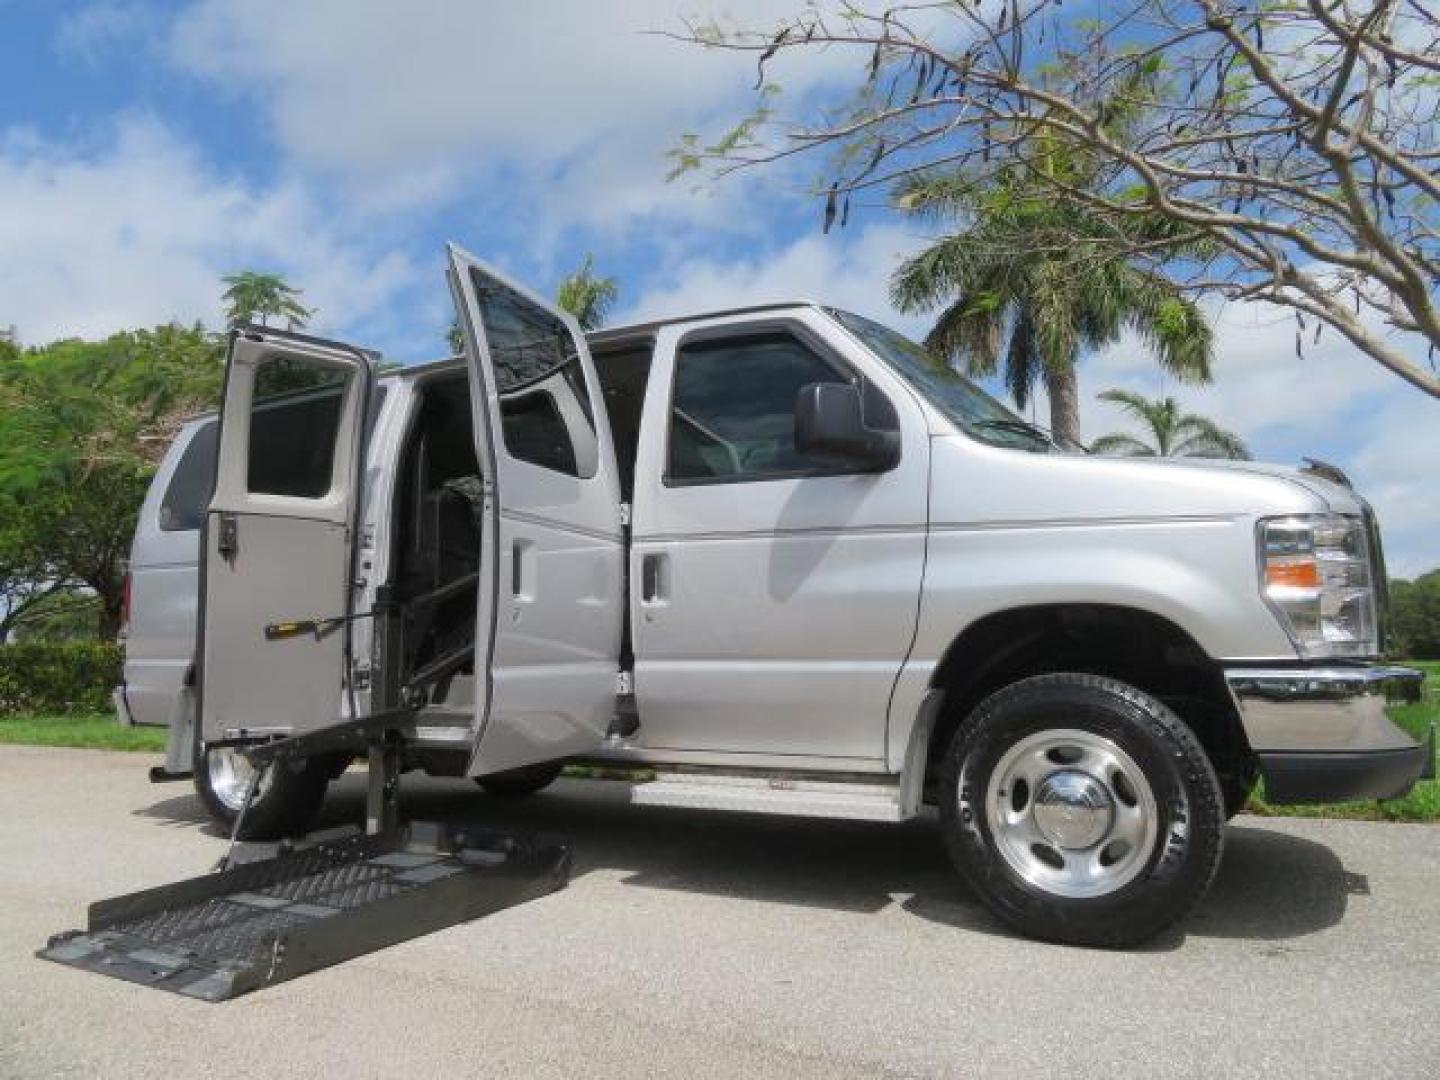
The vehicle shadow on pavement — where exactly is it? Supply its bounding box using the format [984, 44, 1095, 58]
[134, 776, 1356, 947]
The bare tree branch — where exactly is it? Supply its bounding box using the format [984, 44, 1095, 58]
[670, 0, 1440, 396]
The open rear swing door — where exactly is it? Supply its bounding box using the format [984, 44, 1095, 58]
[446, 244, 625, 777]
[199, 328, 374, 746]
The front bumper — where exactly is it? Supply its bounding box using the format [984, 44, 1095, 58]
[1225, 665, 1431, 803]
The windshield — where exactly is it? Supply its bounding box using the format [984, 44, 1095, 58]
[826, 308, 1057, 452]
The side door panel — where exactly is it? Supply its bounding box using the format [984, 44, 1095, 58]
[200, 331, 372, 743]
[446, 246, 624, 775]
[629, 313, 931, 763]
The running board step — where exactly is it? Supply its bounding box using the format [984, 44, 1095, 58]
[39, 822, 568, 1001]
[631, 772, 908, 822]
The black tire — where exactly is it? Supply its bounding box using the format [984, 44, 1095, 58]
[194, 743, 329, 840]
[939, 673, 1225, 948]
[475, 761, 564, 798]
[472, 766, 561, 800]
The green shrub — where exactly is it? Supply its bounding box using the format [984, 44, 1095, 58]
[0, 642, 123, 714]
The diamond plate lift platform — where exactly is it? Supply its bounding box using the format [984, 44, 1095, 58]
[38, 712, 571, 1001]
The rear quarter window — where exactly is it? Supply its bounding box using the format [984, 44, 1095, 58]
[158, 421, 218, 532]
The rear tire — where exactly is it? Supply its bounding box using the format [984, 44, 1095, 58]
[475, 761, 564, 797]
[939, 673, 1225, 948]
[194, 743, 329, 840]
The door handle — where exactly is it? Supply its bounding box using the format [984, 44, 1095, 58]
[511, 539, 534, 600]
[640, 553, 669, 604]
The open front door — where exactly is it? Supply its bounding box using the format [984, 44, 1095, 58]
[446, 244, 624, 776]
[199, 329, 373, 744]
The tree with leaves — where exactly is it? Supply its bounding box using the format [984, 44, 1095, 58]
[0, 325, 223, 639]
[1090, 388, 1249, 459]
[1391, 570, 1440, 659]
[221, 271, 313, 330]
[675, 1, 1440, 397]
[556, 254, 620, 332]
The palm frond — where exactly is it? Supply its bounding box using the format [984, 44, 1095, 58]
[924, 295, 1006, 376]
[1089, 433, 1157, 456]
[1171, 416, 1250, 459]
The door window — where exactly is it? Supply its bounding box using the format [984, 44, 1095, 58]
[666, 332, 851, 484]
[471, 270, 598, 478]
[246, 357, 349, 498]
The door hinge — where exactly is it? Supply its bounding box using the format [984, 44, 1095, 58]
[615, 670, 634, 695]
[217, 512, 239, 565]
[618, 502, 632, 528]
[351, 660, 372, 691]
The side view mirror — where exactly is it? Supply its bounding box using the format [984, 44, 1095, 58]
[794, 382, 900, 471]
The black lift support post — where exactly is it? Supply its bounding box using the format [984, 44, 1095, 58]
[39, 714, 571, 1001]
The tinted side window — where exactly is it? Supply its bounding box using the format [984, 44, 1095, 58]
[159, 421, 218, 532]
[667, 333, 849, 483]
[247, 357, 348, 498]
[469, 268, 596, 477]
[501, 392, 577, 475]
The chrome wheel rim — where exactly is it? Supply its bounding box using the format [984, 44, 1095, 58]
[207, 747, 272, 813]
[983, 728, 1159, 899]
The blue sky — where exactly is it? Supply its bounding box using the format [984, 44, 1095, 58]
[0, 1, 1435, 574]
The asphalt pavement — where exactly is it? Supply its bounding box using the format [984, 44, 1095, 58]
[1, 744, 1437, 1079]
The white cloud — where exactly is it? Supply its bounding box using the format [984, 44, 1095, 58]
[165, 0, 858, 226]
[620, 220, 928, 327]
[0, 117, 424, 349]
[55, 2, 154, 62]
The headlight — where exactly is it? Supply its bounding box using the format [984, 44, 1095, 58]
[1259, 515, 1377, 658]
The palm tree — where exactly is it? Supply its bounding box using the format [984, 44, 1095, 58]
[890, 168, 1214, 446]
[555, 255, 618, 332]
[889, 65, 1214, 446]
[221, 271, 313, 330]
[446, 255, 620, 352]
[1090, 389, 1249, 460]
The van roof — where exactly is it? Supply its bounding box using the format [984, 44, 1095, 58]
[394, 299, 820, 379]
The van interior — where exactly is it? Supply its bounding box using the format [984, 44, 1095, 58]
[385, 339, 656, 720]
[387, 373, 483, 710]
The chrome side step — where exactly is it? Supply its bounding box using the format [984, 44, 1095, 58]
[631, 771, 909, 822]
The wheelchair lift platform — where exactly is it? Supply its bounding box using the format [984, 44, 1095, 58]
[38, 714, 570, 1001]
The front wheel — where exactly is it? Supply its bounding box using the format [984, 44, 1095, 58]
[194, 744, 329, 840]
[940, 673, 1225, 947]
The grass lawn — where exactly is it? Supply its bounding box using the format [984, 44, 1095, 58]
[0, 712, 167, 752]
[2, 661, 1436, 821]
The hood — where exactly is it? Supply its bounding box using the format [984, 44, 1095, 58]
[927, 436, 1361, 526]
[1111, 456, 1364, 514]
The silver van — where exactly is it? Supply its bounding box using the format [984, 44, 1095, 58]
[116, 245, 1428, 945]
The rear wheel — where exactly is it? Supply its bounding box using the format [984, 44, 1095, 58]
[475, 761, 564, 797]
[939, 673, 1225, 947]
[194, 744, 329, 840]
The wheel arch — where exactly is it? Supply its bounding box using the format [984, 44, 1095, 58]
[918, 602, 1251, 794]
